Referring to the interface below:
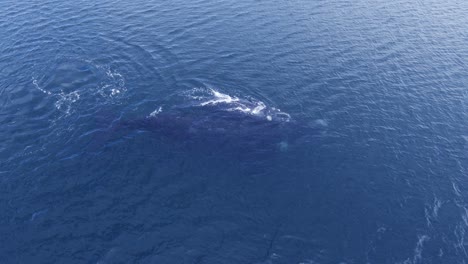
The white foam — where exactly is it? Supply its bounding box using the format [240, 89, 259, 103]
[98, 68, 126, 98]
[55, 91, 80, 114]
[32, 77, 81, 115]
[226, 101, 270, 118]
[32, 78, 51, 95]
[191, 88, 291, 122]
[32, 63, 127, 119]
[149, 106, 163, 117]
[200, 89, 240, 106]
[251, 102, 266, 115]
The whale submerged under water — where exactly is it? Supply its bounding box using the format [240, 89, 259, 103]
[97, 89, 319, 152]
[118, 110, 294, 149]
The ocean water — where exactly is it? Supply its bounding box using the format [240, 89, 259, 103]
[1, 0, 468, 263]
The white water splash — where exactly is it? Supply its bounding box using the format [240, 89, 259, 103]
[200, 89, 240, 106]
[149, 106, 163, 117]
[187, 88, 291, 122]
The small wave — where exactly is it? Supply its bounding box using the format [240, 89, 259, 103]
[424, 196, 442, 227]
[314, 119, 328, 127]
[413, 235, 429, 264]
[398, 235, 430, 264]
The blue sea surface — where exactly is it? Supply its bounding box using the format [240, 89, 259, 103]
[1, 0, 468, 263]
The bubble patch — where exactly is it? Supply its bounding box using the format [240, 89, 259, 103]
[55, 91, 80, 115]
[97, 67, 127, 98]
[32, 60, 127, 117]
[32, 78, 51, 95]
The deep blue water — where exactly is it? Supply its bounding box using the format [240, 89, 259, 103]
[1, 0, 468, 263]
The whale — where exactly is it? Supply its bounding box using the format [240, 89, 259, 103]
[113, 107, 302, 153]
[92, 89, 318, 154]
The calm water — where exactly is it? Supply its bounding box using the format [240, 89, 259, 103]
[1, 0, 468, 263]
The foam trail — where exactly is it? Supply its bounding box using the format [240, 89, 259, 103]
[32, 78, 51, 95]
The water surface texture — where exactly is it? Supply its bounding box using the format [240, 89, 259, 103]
[1, 0, 468, 263]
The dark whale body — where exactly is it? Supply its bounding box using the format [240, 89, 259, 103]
[90, 89, 322, 154]
[112, 107, 310, 153]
